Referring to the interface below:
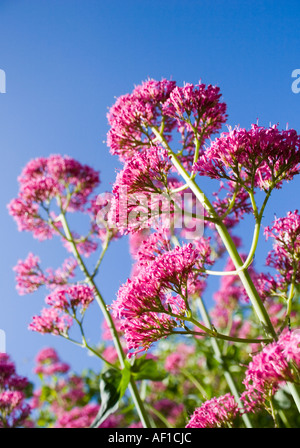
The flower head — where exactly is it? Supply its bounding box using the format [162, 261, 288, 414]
[8, 155, 100, 240]
[264, 210, 300, 291]
[13, 253, 77, 295]
[186, 393, 239, 428]
[111, 240, 211, 356]
[45, 284, 95, 312]
[162, 81, 227, 139]
[28, 307, 73, 335]
[107, 78, 176, 160]
[240, 330, 300, 413]
[195, 124, 300, 191]
[0, 354, 31, 428]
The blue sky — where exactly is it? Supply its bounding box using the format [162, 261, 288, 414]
[0, 0, 300, 384]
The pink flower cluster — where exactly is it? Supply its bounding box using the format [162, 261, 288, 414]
[14, 253, 77, 295]
[107, 78, 227, 164]
[112, 238, 211, 356]
[114, 146, 171, 195]
[107, 78, 177, 160]
[195, 124, 300, 190]
[55, 403, 100, 428]
[31, 347, 100, 428]
[0, 353, 31, 428]
[240, 330, 300, 412]
[8, 154, 100, 241]
[164, 343, 195, 374]
[186, 393, 239, 428]
[45, 284, 95, 311]
[264, 210, 300, 292]
[31, 347, 129, 428]
[34, 347, 70, 376]
[28, 307, 73, 335]
[162, 82, 227, 138]
[153, 399, 184, 426]
[29, 284, 95, 336]
[108, 146, 174, 233]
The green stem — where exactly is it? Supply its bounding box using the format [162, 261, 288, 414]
[181, 368, 209, 400]
[287, 383, 300, 414]
[91, 230, 111, 279]
[278, 410, 291, 428]
[204, 220, 260, 277]
[269, 394, 280, 428]
[146, 404, 173, 428]
[286, 270, 297, 324]
[58, 211, 152, 428]
[174, 326, 271, 344]
[75, 315, 121, 371]
[196, 297, 252, 428]
[62, 333, 120, 371]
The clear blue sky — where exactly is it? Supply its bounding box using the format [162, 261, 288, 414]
[0, 0, 300, 384]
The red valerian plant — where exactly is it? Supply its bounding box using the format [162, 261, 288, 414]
[5, 77, 300, 428]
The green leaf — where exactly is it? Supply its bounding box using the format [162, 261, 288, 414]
[118, 365, 131, 398]
[131, 356, 167, 381]
[90, 368, 122, 428]
[274, 388, 292, 410]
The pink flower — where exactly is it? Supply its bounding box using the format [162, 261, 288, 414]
[108, 147, 178, 234]
[45, 284, 95, 312]
[111, 240, 211, 356]
[164, 343, 195, 374]
[0, 390, 24, 410]
[35, 347, 59, 364]
[113, 146, 172, 195]
[240, 330, 300, 412]
[55, 403, 99, 428]
[107, 78, 176, 160]
[29, 307, 73, 335]
[18, 154, 100, 211]
[264, 210, 300, 291]
[0, 354, 31, 428]
[7, 197, 54, 240]
[162, 81, 227, 140]
[153, 399, 184, 425]
[186, 393, 239, 428]
[13, 253, 78, 296]
[8, 155, 100, 240]
[34, 362, 70, 376]
[195, 124, 300, 190]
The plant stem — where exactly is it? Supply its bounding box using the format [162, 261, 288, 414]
[287, 383, 300, 414]
[196, 297, 252, 428]
[269, 394, 280, 428]
[181, 368, 209, 400]
[146, 404, 173, 428]
[58, 211, 152, 428]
